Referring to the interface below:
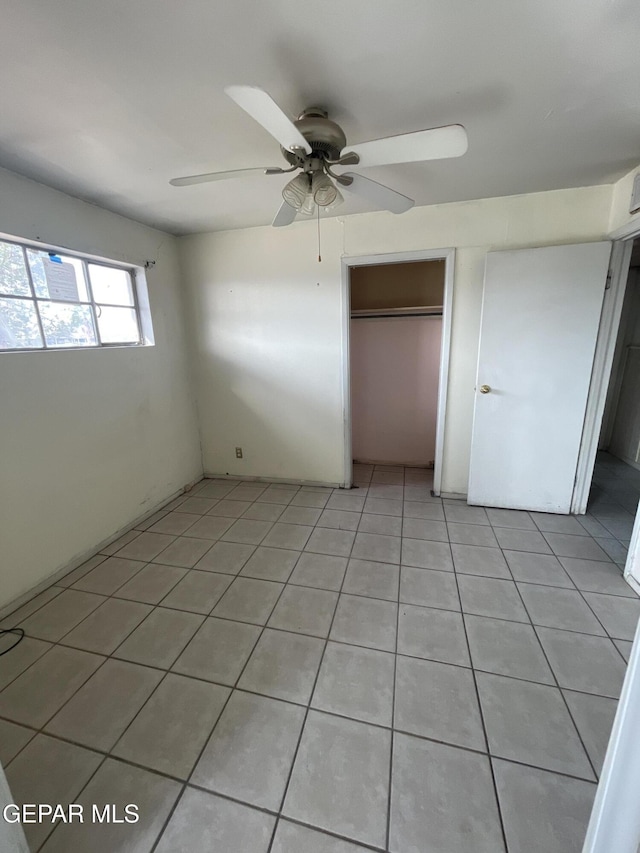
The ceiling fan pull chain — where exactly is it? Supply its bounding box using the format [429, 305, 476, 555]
[317, 203, 321, 263]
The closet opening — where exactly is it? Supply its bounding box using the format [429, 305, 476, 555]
[341, 249, 455, 494]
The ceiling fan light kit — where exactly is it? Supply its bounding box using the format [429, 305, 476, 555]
[280, 163, 345, 217]
[170, 85, 468, 227]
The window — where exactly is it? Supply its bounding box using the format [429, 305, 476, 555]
[0, 237, 146, 351]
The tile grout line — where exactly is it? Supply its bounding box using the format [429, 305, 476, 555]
[33, 753, 111, 852]
[4, 492, 634, 623]
[459, 502, 620, 796]
[31, 509, 219, 813]
[0, 552, 633, 712]
[1, 463, 636, 850]
[484, 501, 636, 655]
[1, 646, 123, 851]
[266, 495, 362, 853]
[450, 531, 510, 853]
[4, 579, 633, 703]
[25, 606, 631, 703]
[148, 559, 636, 601]
[570, 583, 637, 655]
[269, 814, 387, 853]
[6, 490, 290, 849]
[485, 500, 628, 782]
[0, 572, 186, 767]
[0, 644, 625, 739]
[2, 701, 602, 794]
[9, 460, 629, 609]
[384, 470, 404, 852]
[509, 580, 600, 783]
[146, 535, 295, 853]
[0, 587, 68, 632]
[4, 574, 208, 804]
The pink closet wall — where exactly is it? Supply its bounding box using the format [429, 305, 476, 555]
[350, 315, 442, 466]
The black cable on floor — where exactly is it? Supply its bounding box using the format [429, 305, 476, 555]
[0, 628, 25, 655]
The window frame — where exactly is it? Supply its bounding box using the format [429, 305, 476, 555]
[0, 236, 146, 352]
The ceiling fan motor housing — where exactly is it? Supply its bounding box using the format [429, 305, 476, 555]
[281, 108, 347, 165]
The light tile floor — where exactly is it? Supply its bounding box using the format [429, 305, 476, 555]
[0, 453, 639, 852]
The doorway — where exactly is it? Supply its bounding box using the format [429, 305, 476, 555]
[600, 239, 640, 473]
[587, 238, 640, 588]
[571, 225, 640, 588]
[341, 249, 455, 493]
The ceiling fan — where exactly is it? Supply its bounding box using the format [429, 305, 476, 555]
[170, 86, 468, 227]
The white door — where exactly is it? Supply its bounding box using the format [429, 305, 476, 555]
[468, 242, 611, 512]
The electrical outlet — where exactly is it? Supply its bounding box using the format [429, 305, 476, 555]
[235, 447, 243, 459]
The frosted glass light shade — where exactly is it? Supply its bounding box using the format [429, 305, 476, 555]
[300, 192, 316, 216]
[282, 173, 310, 209]
[312, 172, 338, 206]
[324, 187, 344, 211]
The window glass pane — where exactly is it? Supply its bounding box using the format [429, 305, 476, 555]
[0, 297, 43, 349]
[0, 242, 30, 297]
[88, 264, 134, 306]
[39, 301, 97, 348]
[97, 306, 139, 343]
[27, 250, 51, 298]
[27, 250, 89, 301]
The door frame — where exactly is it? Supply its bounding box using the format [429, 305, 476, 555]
[573, 221, 640, 514]
[340, 248, 455, 492]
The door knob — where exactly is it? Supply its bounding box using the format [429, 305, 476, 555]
[479, 385, 491, 394]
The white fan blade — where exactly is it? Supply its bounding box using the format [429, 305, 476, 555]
[272, 200, 297, 227]
[347, 124, 468, 168]
[341, 173, 414, 214]
[170, 167, 283, 187]
[225, 85, 312, 154]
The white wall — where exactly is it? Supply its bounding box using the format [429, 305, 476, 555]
[180, 185, 612, 494]
[180, 221, 345, 484]
[0, 168, 202, 610]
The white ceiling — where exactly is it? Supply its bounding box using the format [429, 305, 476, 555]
[1, 0, 639, 235]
